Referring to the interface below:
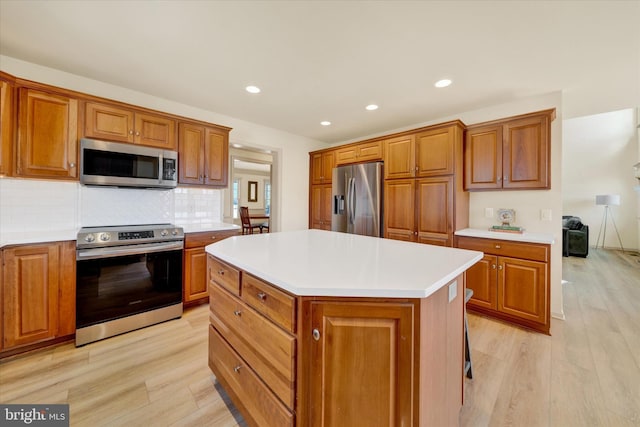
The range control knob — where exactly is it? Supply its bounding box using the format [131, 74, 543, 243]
[99, 233, 111, 242]
[171, 229, 179, 236]
[84, 234, 96, 243]
[160, 229, 169, 237]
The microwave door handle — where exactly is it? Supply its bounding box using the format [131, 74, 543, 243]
[76, 241, 183, 260]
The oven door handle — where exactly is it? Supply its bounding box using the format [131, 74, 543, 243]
[76, 241, 184, 260]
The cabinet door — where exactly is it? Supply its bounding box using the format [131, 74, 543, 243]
[310, 184, 332, 230]
[384, 179, 415, 241]
[464, 125, 502, 190]
[17, 88, 78, 179]
[308, 301, 415, 427]
[178, 122, 204, 184]
[334, 145, 358, 165]
[203, 127, 228, 187]
[184, 247, 208, 302]
[384, 134, 415, 179]
[464, 254, 498, 310]
[503, 115, 550, 189]
[415, 126, 455, 177]
[3, 243, 60, 348]
[415, 176, 452, 246]
[311, 151, 335, 184]
[498, 256, 547, 325]
[356, 141, 382, 162]
[84, 101, 134, 143]
[0, 79, 14, 176]
[134, 112, 176, 150]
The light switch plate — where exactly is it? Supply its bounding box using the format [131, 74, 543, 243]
[541, 209, 552, 221]
[448, 281, 457, 303]
[485, 207, 494, 218]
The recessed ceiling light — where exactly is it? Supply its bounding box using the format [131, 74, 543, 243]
[434, 79, 452, 88]
[365, 104, 379, 111]
[245, 85, 261, 94]
[320, 121, 331, 126]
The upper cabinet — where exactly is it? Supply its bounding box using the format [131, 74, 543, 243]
[178, 122, 229, 187]
[384, 122, 464, 179]
[17, 88, 79, 180]
[84, 101, 177, 150]
[0, 75, 14, 176]
[464, 109, 555, 191]
[335, 140, 382, 165]
[310, 150, 335, 185]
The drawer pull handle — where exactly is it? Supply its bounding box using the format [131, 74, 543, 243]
[233, 365, 242, 373]
[257, 292, 267, 301]
[312, 328, 321, 341]
[211, 236, 217, 240]
[495, 245, 501, 249]
[233, 310, 242, 316]
[218, 270, 225, 276]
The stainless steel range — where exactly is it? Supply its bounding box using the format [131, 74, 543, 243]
[75, 224, 184, 346]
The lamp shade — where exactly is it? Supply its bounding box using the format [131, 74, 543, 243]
[595, 194, 621, 206]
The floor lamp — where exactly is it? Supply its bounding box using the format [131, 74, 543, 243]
[595, 194, 624, 252]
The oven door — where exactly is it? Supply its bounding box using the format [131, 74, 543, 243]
[76, 241, 183, 329]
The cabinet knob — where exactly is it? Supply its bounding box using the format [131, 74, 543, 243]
[129, 130, 134, 135]
[233, 365, 242, 373]
[218, 270, 225, 276]
[257, 292, 267, 301]
[492, 264, 496, 269]
[312, 328, 321, 341]
[497, 177, 502, 182]
[504, 175, 509, 181]
[495, 245, 501, 249]
[498, 265, 503, 270]
[233, 310, 242, 316]
[211, 236, 217, 240]
[135, 131, 140, 136]
[69, 162, 76, 168]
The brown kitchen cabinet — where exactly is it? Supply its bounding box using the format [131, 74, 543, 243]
[0, 74, 14, 176]
[183, 229, 239, 305]
[464, 109, 555, 191]
[310, 150, 335, 185]
[309, 184, 332, 230]
[84, 101, 177, 150]
[1, 241, 76, 352]
[178, 122, 230, 187]
[455, 235, 550, 334]
[334, 140, 382, 165]
[16, 88, 79, 180]
[384, 176, 456, 247]
[384, 122, 463, 179]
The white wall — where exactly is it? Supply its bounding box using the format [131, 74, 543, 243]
[0, 55, 328, 232]
[563, 109, 638, 251]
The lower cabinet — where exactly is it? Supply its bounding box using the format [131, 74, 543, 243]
[183, 229, 239, 305]
[207, 253, 465, 426]
[1, 241, 75, 352]
[455, 235, 550, 334]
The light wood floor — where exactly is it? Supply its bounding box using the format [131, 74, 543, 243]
[1, 249, 638, 426]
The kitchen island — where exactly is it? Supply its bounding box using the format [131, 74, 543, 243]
[206, 229, 482, 427]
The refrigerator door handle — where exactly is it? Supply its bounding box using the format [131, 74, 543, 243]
[348, 177, 356, 225]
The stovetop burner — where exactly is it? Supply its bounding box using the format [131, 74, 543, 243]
[77, 223, 184, 249]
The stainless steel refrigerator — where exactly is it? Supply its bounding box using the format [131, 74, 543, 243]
[331, 161, 383, 237]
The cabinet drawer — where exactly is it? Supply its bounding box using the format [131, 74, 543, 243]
[208, 256, 240, 295]
[185, 230, 238, 249]
[242, 274, 296, 333]
[208, 326, 294, 427]
[456, 236, 548, 262]
[210, 284, 295, 408]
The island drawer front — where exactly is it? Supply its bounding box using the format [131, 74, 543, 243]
[210, 284, 296, 408]
[208, 326, 294, 427]
[242, 273, 296, 333]
[208, 256, 241, 295]
[456, 236, 548, 262]
[185, 230, 238, 249]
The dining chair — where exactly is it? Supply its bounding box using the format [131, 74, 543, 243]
[240, 207, 267, 234]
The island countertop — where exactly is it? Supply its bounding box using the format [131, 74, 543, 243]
[206, 229, 483, 298]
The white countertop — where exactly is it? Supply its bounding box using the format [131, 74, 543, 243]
[206, 229, 483, 298]
[455, 228, 555, 245]
[181, 222, 240, 234]
[0, 229, 79, 248]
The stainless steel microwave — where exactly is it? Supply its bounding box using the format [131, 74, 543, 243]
[80, 138, 177, 189]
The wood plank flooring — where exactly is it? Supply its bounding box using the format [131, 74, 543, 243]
[1, 249, 638, 426]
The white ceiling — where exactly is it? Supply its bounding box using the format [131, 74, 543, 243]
[1, 1, 638, 144]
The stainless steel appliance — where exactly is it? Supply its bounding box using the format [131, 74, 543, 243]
[80, 138, 178, 189]
[75, 224, 184, 346]
[332, 161, 383, 237]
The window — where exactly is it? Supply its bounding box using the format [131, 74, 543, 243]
[232, 179, 239, 218]
[265, 180, 271, 215]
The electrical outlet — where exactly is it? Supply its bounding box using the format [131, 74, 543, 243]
[448, 281, 457, 303]
[485, 208, 494, 218]
[541, 209, 552, 221]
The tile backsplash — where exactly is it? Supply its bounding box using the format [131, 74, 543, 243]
[0, 178, 223, 234]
